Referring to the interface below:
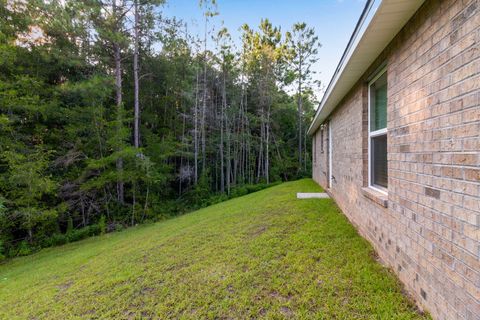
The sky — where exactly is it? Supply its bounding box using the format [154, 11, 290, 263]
[162, 0, 367, 101]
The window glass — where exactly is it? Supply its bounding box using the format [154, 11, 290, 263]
[370, 72, 387, 131]
[369, 69, 388, 190]
[371, 135, 388, 188]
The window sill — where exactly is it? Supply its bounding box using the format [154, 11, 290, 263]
[362, 187, 388, 208]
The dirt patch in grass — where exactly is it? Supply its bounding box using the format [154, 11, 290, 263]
[249, 225, 268, 237]
[56, 280, 73, 292]
[280, 306, 294, 317]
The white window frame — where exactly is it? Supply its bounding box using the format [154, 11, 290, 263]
[368, 67, 388, 195]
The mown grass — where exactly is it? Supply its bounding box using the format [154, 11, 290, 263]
[0, 179, 429, 319]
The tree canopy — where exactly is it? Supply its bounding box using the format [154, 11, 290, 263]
[0, 0, 320, 258]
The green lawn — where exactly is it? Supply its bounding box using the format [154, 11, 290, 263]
[0, 179, 428, 319]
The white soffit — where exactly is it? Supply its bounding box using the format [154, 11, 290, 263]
[307, 0, 426, 135]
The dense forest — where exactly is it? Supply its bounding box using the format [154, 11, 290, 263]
[0, 0, 321, 258]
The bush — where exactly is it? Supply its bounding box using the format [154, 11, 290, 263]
[88, 224, 101, 236]
[98, 215, 106, 235]
[230, 186, 248, 198]
[0, 240, 5, 262]
[114, 223, 125, 232]
[209, 194, 228, 205]
[17, 241, 32, 257]
[47, 233, 68, 246]
[1, 180, 283, 260]
[66, 225, 101, 243]
[66, 216, 74, 234]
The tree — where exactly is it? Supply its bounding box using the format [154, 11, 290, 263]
[133, 0, 141, 148]
[0, 0, 321, 256]
[241, 19, 288, 184]
[286, 23, 321, 172]
[132, 0, 165, 148]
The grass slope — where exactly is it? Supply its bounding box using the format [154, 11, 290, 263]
[0, 179, 428, 319]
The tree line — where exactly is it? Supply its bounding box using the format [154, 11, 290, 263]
[0, 0, 320, 258]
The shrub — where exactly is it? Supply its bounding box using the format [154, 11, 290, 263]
[2, 180, 284, 259]
[67, 227, 90, 242]
[17, 241, 32, 256]
[88, 224, 101, 236]
[230, 186, 248, 198]
[48, 233, 68, 246]
[209, 194, 228, 205]
[114, 223, 125, 232]
[0, 240, 5, 262]
[66, 216, 74, 234]
[98, 215, 106, 235]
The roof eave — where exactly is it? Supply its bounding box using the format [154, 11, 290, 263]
[307, 0, 426, 135]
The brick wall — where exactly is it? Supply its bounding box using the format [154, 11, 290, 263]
[312, 0, 480, 319]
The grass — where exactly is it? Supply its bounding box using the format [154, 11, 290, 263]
[0, 179, 429, 319]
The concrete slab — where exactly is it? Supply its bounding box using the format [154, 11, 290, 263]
[296, 193, 330, 199]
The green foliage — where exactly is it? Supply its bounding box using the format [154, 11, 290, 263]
[98, 215, 106, 235]
[16, 241, 32, 257]
[66, 226, 96, 243]
[0, 0, 317, 258]
[182, 171, 212, 209]
[66, 217, 74, 234]
[0, 240, 5, 262]
[45, 233, 68, 247]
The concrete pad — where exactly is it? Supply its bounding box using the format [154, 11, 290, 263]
[296, 193, 330, 199]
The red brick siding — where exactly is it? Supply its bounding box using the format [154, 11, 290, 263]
[312, 0, 480, 319]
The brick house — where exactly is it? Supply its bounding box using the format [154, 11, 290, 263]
[307, 0, 479, 319]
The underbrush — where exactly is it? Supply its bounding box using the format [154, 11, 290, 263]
[0, 181, 281, 261]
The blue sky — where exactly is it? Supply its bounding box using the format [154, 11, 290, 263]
[163, 0, 366, 99]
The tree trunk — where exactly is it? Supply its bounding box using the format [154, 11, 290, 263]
[297, 73, 303, 172]
[113, 0, 124, 204]
[193, 71, 199, 184]
[265, 107, 270, 184]
[201, 14, 208, 174]
[220, 67, 226, 193]
[257, 110, 264, 183]
[179, 111, 186, 195]
[133, 0, 140, 148]
[226, 111, 231, 194]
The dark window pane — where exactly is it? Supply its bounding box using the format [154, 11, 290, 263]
[370, 72, 387, 131]
[371, 134, 388, 188]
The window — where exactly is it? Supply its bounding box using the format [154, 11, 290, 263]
[313, 135, 316, 164]
[368, 68, 388, 192]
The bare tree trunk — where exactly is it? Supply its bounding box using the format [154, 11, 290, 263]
[220, 68, 226, 193]
[179, 111, 186, 195]
[193, 71, 199, 184]
[257, 110, 264, 183]
[226, 110, 231, 194]
[113, 0, 124, 204]
[132, 0, 140, 222]
[201, 14, 208, 174]
[265, 107, 270, 184]
[297, 71, 303, 172]
[133, 0, 140, 148]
